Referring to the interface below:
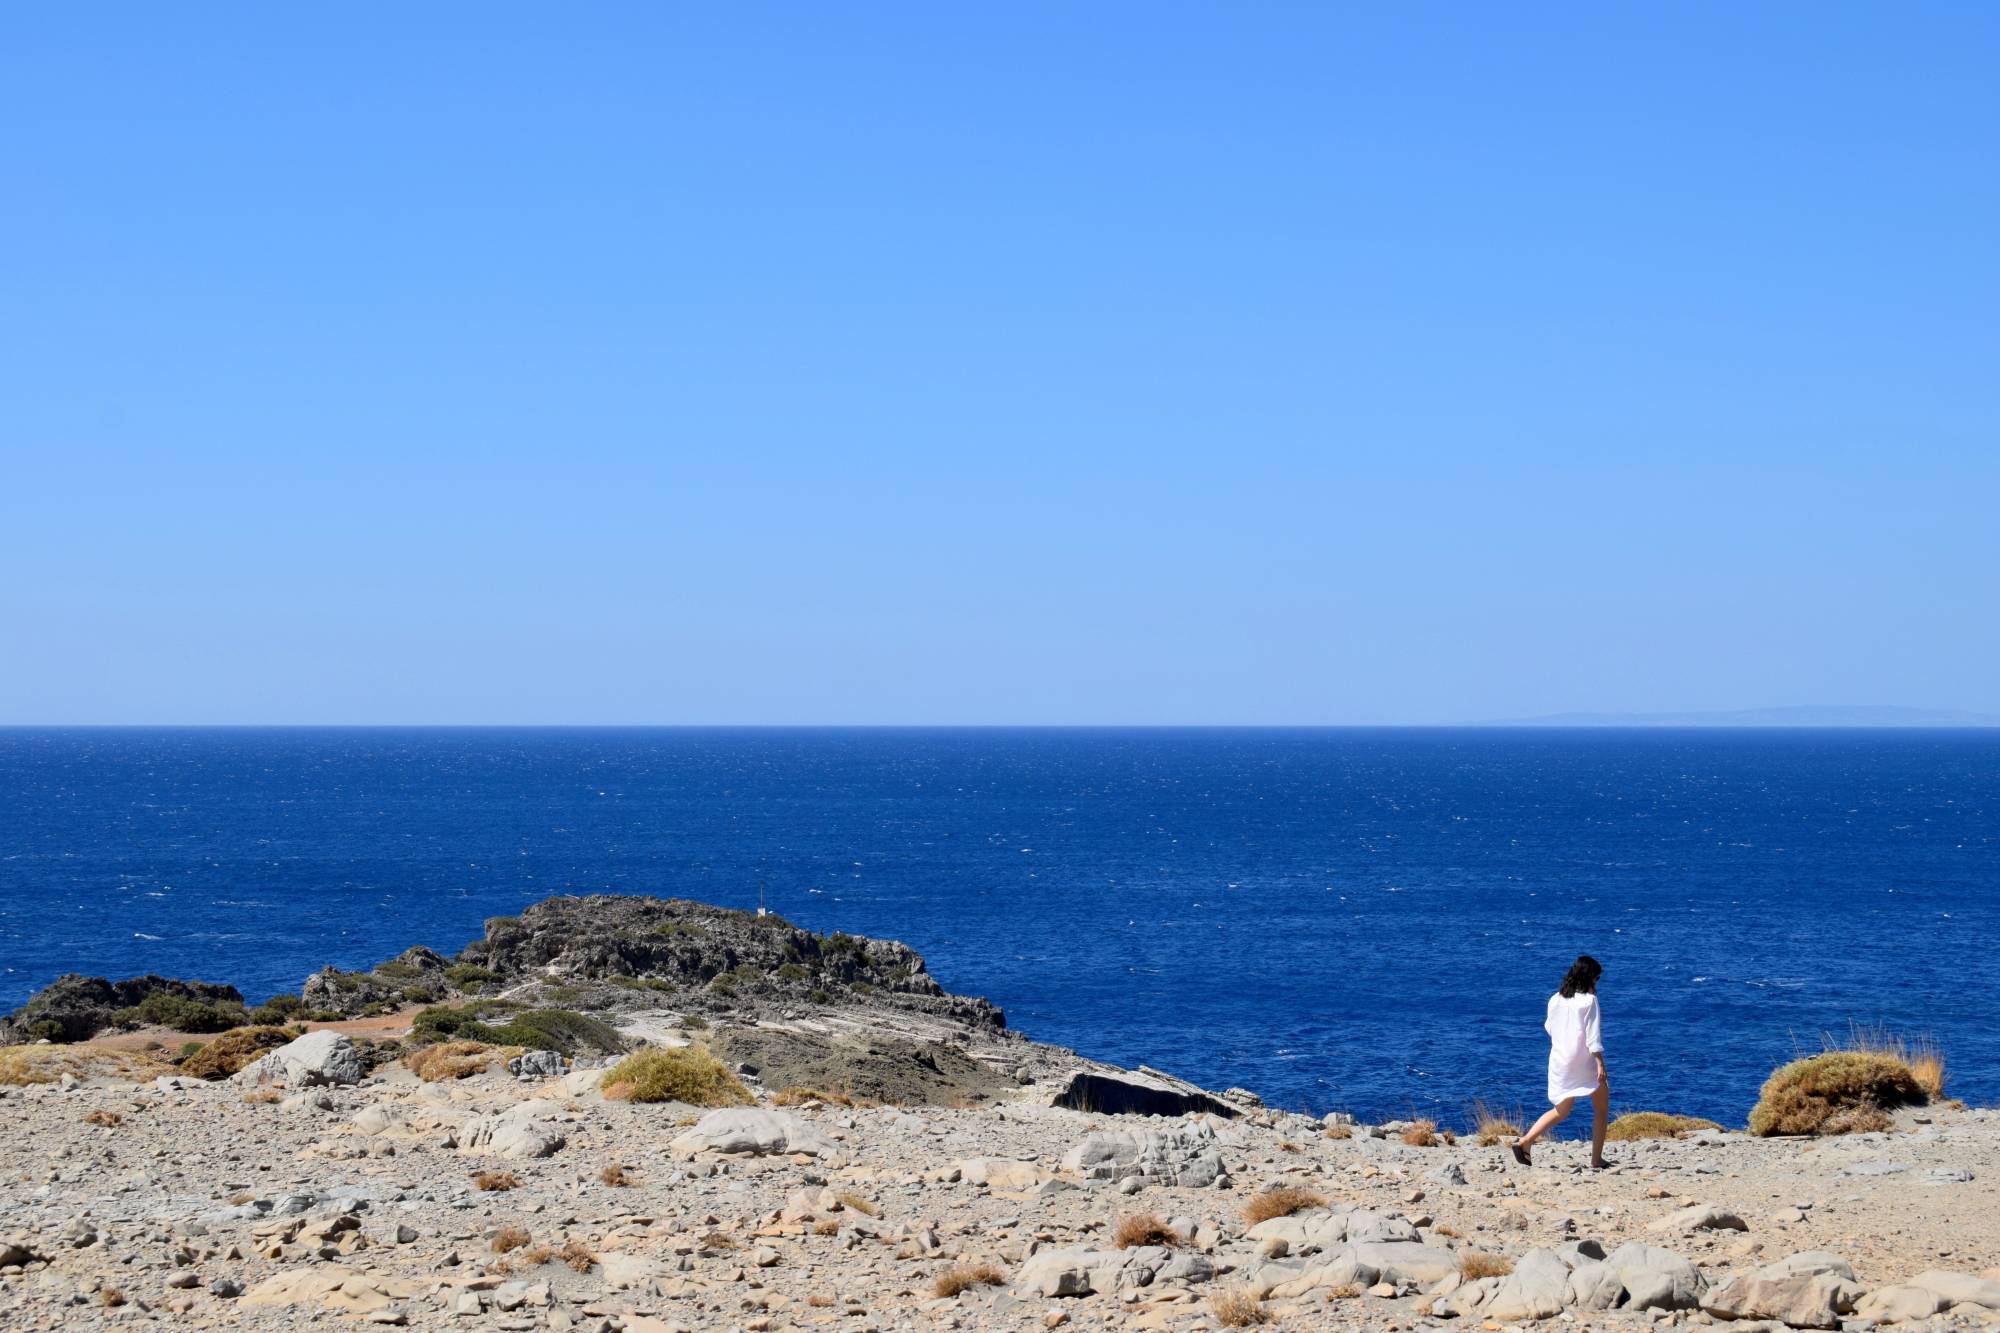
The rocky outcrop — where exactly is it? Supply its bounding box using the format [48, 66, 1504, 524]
[1048, 1066, 1240, 1118]
[3, 973, 244, 1044]
[1014, 1245, 1215, 1297]
[452, 895, 1005, 1030]
[669, 1107, 844, 1161]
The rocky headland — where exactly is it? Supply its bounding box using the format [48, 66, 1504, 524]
[1, 894, 1996, 1332]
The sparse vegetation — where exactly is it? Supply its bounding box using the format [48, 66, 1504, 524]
[932, 1261, 1006, 1297]
[1606, 1111, 1725, 1141]
[98, 1286, 127, 1308]
[1461, 1250, 1514, 1279]
[473, 1170, 520, 1192]
[1749, 1046, 1931, 1137]
[813, 1218, 840, 1236]
[109, 992, 248, 1034]
[1114, 1213, 1181, 1249]
[601, 1045, 752, 1106]
[1241, 1184, 1326, 1226]
[0, 1043, 170, 1086]
[1324, 1122, 1353, 1140]
[559, 1239, 595, 1273]
[83, 1109, 123, 1127]
[834, 1191, 879, 1218]
[1470, 1099, 1525, 1146]
[1401, 1118, 1439, 1147]
[1211, 1285, 1271, 1327]
[241, 1088, 283, 1105]
[180, 1025, 292, 1079]
[409, 1004, 622, 1056]
[490, 1224, 531, 1252]
[599, 1164, 632, 1187]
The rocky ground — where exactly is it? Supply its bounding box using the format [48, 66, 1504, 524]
[1, 1026, 1997, 1333]
[1, 896, 1995, 1332]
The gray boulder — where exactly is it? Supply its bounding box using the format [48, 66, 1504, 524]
[1483, 1249, 1575, 1321]
[669, 1107, 843, 1161]
[1060, 1120, 1226, 1187]
[1909, 1271, 2000, 1311]
[1013, 1246, 1214, 1298]
[234, 1031, 363, 1087]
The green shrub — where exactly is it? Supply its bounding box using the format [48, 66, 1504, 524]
[372, 960, 419, 980]
[707, 975, 737, 996]
[444, 964, 502, 992]
[114, 993, 248, 1034]
[602, 1046, 751, 1106]
[28, 1019, 65, 1043]
[775, 963, 809, 982]
[1749, 1051, 1927, 1136]
[809, 989, 832, 1005]
[409, 1005, 622, 1056]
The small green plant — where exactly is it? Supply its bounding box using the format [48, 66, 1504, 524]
[775, 963, 809, 982]
[112, 993, 248, 1034]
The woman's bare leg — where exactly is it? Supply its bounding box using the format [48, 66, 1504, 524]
[1589, 1081, 1610, 1166]
[1517, 1097, 1574, 1153]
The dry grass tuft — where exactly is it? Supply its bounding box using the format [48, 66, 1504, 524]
[1837, 1025, 1947, 1099]
[601, 1045, 753, 1106]
[1606, 1111, 1725, 1141]
[98, 1286, 127, 1308]
[807, 1292, 836, 1307]
[490, 1225, 531, 1254]
[1242, 1184, 1326, 1226]
[1401, 1118, 1439, 1147]
[1432, 1222, 1462, 1238]
[1469, 1098, 1525, 1145]
[1460, 1250, 1514, 1279]
[403, 1040, 495, 1082]
[1327, 1282, 1364, 1299]
[772, 1085, 860, 1107]
[518, 1244, 555, 1266]
[835, 1191, 880, 1218]
[599, 1164, 632, 1187]
[1114, 1213, 1181, 1249]
[1324, 1122, 1353, 1141]
[473, 1170, 520, 1192]
[1277, 1141, 1300, 1154]
[241, 1088, 283, 1105]
[1749, 1049, 1929, 1136]
[0, 1043, 170, 1086]
[83, 1109, 123, 1128]
[699, 1231, 739, 1252]
[813, 1218, 840, 1236]
[1211, 1285, 1271, 1327]
[932, 1262, 1006, 1298]
[559, 1239, 596, 1273]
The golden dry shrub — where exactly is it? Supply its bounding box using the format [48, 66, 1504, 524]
[180, 1026, 294, 1080]
[1401, 1118, 1438, 1147]
[834, 1191, 879, 1218]
[1211, 1285, 1271, 1327]
[1748, 1051, 1928, 1136]
[1469, 1100, 1524, 1147]
[473, 1170, 520, 1192]
[601, 1045, 752, 1106]
[1241, 1184, 1326, 1226]
[1324, 1122, 1353, 1141]
[932, 1262, 1006, 1298]
[403, 1040, 495, 1082]
[1113, 1213, 1181, 1249]
[559, 1239, 595, 1273]
[1460, 1250, 1514, 1279]
[1606, 1111, 1725, 1141]
[490, 1225, 531, 1253]
[599, 1164, 632, 1187]
[83, 1110, 123, 1128]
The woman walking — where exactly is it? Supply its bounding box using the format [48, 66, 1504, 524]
[1512, 955, 1609, 1168]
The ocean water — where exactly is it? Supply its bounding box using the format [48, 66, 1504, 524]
[1, 726, 1993, 1126]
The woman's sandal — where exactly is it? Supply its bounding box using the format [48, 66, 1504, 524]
[1510, 1142, 1532, 1166]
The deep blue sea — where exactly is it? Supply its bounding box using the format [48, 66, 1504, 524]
[1, 727, 1993, 1126]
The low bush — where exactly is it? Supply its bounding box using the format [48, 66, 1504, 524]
[404, 1041, 495, 1082]
[408, 1004, 623, 1056]
[0, 1043, 171, 1086]
[181, 1025, 293, 1080]
[1401, 1118, 1439, 1147]
[1606, 1111, 1724, 1141]
[1461, 1251, 1514, 1279]
[1114, 1214, 1180, 1249]
[112, 992, 248, 1034]
[490, 1224, 530, 1250]
[932, 1262, 1005, 1298]
[84, 1109, 123, 1127]
[601, 1045, 751, 1106]
[444, 963, 503, 992]
[1749, 1050, 1929, 1136]
[599, 1164, 632, 1187]
[1241, 1184, 1325, 1226]
[474, 1171, 520, 1192]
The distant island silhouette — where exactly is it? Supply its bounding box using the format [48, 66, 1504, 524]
[1485, 705, 2000, 728]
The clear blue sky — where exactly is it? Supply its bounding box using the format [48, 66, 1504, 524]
[5, 4, 1996, 724]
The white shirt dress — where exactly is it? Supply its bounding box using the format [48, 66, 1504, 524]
[1544, 991, 1604, 1104]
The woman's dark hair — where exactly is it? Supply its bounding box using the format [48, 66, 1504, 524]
[1559, 955, 1602, 998]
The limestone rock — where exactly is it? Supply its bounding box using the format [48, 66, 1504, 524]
[1013, 1246, 1215, 1298]
[235, 1031, 363, 1088]
[669, 1107, 842, 1161]
[1856, 1284, 1948, 1323]
[1059, 1120, 1226, 1187]
[955, 1157, 1050, 1191]
[1910, 1270, 2000, 1311]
